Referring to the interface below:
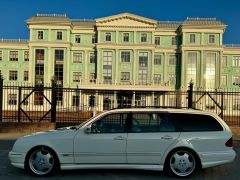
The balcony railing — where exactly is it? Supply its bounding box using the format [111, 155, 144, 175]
[75, 79, 174, 87]
[223, 44, 240, 48]
[0, 38, 29, 43]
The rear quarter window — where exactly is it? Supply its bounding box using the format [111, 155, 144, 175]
[170, 113, 223, 132]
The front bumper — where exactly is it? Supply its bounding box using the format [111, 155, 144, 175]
[9, 151, 26, 169]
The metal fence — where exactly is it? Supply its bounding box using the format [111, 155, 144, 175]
[0, 79, 240, 127]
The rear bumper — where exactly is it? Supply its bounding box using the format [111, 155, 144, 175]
[8, 151, 26, 169]
[200, 150, 236, 168]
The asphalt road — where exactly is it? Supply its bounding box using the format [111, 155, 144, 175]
[0, 138, 239, 180]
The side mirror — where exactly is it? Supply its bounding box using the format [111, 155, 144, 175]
[84, 127, 91, 134]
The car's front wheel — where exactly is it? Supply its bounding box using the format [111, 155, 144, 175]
[166, 149, 198, 178]
[25, 147, 59, 176]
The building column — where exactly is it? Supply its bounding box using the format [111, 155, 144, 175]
[181, 51, 185, 89]
[200, 50, 204, 88]
[97, 49, 100, 84]
[66, 47, 70, 87]
[133, 50, 137, 85]
[29, 46, 33, 83]
[48, 47, 52, 84]
[84, 50, 88, 84]
[114, 91, 117, 108]
[152, 91, 155, 106]
[132, 91, 136, 107]
[201, 33, 204, 45]
[163, 52, 167, 83]
[115, 50, 118, 85]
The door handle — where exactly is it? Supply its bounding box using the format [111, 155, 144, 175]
[161, 135, 173, 140]
[114, 136, 126, 140]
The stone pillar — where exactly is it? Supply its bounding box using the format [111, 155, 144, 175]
[132, 91, 136, 107]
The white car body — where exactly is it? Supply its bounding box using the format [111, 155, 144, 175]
[9, 108, 236, 177]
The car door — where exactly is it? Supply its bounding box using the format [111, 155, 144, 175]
[74, 113, 128, 164]
[126, 112, 180, 164]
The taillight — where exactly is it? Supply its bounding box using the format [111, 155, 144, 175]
[225, 137, 233, 147]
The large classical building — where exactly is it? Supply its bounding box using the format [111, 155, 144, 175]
[0, 13, 240, 110]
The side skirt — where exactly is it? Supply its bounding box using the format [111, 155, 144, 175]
[61, 164, 164, 171]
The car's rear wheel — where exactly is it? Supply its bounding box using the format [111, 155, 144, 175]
[166, 149, 197, 178]
[25, 147, 59, 176]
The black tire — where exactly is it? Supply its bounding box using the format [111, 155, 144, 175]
[165, 149, 199, 178]
[25, 146, 59, 177]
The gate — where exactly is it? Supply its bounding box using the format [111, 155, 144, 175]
[17, 80, 56, 122]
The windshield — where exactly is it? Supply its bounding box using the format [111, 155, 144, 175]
[76, 111, 105, 129]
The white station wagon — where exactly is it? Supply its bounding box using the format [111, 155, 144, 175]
[9, 108, 236, 177]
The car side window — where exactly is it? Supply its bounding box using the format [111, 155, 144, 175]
[170, 113, 223, 132]
[130, 113, 175, 133]
[91, 113, 127, 133]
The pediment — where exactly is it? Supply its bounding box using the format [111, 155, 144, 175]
[96, 13, 157, 28]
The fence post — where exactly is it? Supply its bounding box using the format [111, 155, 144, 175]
[18, 87, 22, 122]
[51, 79, 56, 123]
[187, 81, 193, 108]
[0, 74, 3, 122]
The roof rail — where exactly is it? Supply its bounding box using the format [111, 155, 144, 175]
[36, 13, 67, 17]
[186, 17, 217, 21]
[110, 106, 200, 110]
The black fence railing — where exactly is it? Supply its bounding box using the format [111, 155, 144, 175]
[0, 78, 240, 127]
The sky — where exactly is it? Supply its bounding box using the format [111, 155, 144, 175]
[0, 0, 239, 44]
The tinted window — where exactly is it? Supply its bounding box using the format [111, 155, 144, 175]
[170, 113, 223, 132]
[130, 113, 175, 133]
[91, 113, 127, 133]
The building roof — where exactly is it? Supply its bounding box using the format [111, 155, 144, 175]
[26, 13, 227, 29]
[71, 20, 96, 27]
[157, 22, 182, 29]
[26, 14, 71, 24]
[183, 18, 226, 26]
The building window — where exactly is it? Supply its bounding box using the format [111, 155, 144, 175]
[121, 51, 130, 62]
[8, 94, 17, 105]
[222, 56, 227, 66]
[72, 95, 80, 107]
[37, 31, 43, 40]
[57, 31, 63, 40]
[92, 34, 97, 44]
[169, 74, 176, 86]
[75, 35, 81, 43]
[24, 51, 29, 61]
[0, 51, 2, 61]
[9, 51, 18, 61]
[135, 94, 146, 107]
[139, 52, 148, 67]
[153, 74, 161, 85]
[35, 64, 44, 84]
[90, 73, 95, 83]
[233, 56, 240, 67]
[155, 37, 160, 45]
[9, 70, 18, 81]
[186, 52, 197, 84]
[123, 33, 129, 42]
[73, 52, 83, 63]
[169, 55, 178, 65]
[172, 36, 177, 45]
[103, 51, 112, 83]
[209, 34, 215, 44]
[55, 64, 64, 84]
[206, 53, 216, 88]
[154, 54, 162, 65]
[233, 76, 240, 86]
[55, 50, 64, 61]
[190, 34, 196, 44]
[138, 69, 148, 85]
[121, 72, 130, 81]
[141, 33, 147, 42]
[24, 71, 29, 81]
[89, 52, 96, 63]
[221, 75, 227, 87]
[23, 94, 29, 106]
[73, 72, 82, 82]
[105, 32, 111, 42]
[35, 49, 44, 63]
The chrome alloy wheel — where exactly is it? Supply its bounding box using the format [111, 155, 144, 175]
[169, 150, 196, 177]
[28, 148, 54, 176]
